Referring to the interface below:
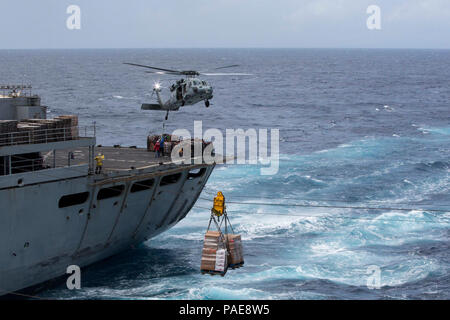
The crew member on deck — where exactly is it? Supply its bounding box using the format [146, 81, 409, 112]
[95, 153, 104, 174]
[154, 140, 161, 158]
[160, 135, 165, 156]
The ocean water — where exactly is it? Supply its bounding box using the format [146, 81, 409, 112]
[1, 48, 449, 299]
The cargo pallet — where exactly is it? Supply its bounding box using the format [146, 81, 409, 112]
[201, 269, 227, 277]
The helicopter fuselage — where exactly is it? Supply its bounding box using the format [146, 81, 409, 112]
[158, 77, 213, 111]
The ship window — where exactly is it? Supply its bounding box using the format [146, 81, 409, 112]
[58, 192, 90, 208]
[131, 179, 155, 193]
[97, 185, 124, 200]
[160, 173, 182, 186]
[188, 168, 206, 179]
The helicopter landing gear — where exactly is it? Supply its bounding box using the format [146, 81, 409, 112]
[165, 110, 169, 121]
[205, 100, 210, 108]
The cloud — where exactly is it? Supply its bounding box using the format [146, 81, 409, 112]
[286, 0, 363, 23]
[387, 0, 450, 22]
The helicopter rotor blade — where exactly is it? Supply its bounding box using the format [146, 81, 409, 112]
[213, 64, 240, 70]
[125, 62, 249, 77]
[200, 72, 252, 76]
[124, 62, 181, 74]
[145, 71, 181, 75]
[200, 64, 250, 75]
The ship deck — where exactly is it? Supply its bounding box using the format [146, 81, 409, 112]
[47, 146, 173, 172]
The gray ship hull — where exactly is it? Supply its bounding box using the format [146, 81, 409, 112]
[0, 162, 214, 295]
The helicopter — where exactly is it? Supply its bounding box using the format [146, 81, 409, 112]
[124, 62, 249, 120]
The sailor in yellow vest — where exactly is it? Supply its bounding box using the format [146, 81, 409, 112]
[212, 191, 225, 217]
[95, 153, 104, 174]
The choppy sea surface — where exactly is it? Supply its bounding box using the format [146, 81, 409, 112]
[1, 48, 449, 299]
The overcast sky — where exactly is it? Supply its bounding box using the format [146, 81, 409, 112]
[0, 0, 449, 49]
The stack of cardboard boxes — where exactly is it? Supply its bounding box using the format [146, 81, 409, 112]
[226, 234, 244, 268]
[0, 115, 79, 146]
[0, 120, 18, 133]
[0, 120, 18, 146]
[55, 115, 79, 139]
[16, 122, 44, 144]
[200, 231, 228, 275]
[201, 231, 245, 275]
[23, 119, 60, 142]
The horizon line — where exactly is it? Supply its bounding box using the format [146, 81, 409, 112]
[0, 47, 450, 51]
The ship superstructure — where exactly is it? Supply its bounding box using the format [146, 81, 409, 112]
[0, 85, 215, 295]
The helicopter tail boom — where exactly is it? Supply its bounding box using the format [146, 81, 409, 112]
[141, 103, 164, 111]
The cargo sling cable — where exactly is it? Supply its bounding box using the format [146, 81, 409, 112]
[200, 191, 450, 214]
[194, 205, 450, 223]
[194, 200, 450, 224]
[203, 190, 448, 207]
[200, 198, 450, 214]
